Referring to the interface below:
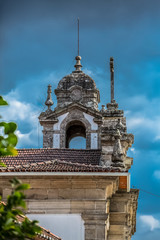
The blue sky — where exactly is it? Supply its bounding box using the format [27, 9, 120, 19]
[1, 0, 160, 238]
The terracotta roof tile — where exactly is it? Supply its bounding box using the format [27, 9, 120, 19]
[0, 148, 126, 173]
[0, 159, 125, 173]
[1, 148, 101, 167]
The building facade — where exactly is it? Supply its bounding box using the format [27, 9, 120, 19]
[0, 55, 139, 240]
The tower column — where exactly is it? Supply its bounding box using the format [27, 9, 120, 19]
[82, 213, 108, 240]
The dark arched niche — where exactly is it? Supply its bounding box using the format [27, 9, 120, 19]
[66, 121, 86, 148]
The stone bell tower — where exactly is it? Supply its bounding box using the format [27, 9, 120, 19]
[39, 56, 133, 170]
[38, 54, 139, 240]
[39, 55, 102, 150]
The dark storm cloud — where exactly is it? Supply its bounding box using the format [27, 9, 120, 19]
[1, 1, 160, 239]
[1, 0, 160, 25]
[1, 0, 160, 98]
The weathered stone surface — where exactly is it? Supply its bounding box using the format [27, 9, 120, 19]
[111, 130, 125, 168]
[108, 234, 125, 240]
[47, 189, 59, 199]
[39, 103, 102, 149]
[108, 190, 139, 238]
[38, 55, 136, 172]
[25, 189, 48, 200]
[0, 171, 138, 240]
[55, 69, 100, 110]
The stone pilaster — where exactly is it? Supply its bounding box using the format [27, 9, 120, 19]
[82, 213, 108, 240]
[42, 125, 53, 148]
[107, 189, 139, 240]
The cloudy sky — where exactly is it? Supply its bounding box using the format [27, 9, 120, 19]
[1, 0, 160, 239]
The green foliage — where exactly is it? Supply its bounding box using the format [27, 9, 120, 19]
[0, 96, 42, 239]
[0, 96, 18, 165]
[0, 178, 42, 240]
[0, 96, 8, 106]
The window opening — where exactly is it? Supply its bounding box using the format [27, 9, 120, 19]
[66, 121, 86, 149]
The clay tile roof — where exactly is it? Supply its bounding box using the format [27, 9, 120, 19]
[0, 159, 125, 173]
[0, 148, 126, 173]
[1, 148, 101, 167]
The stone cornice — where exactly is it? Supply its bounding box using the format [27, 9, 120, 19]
[45, 102, 102, 120]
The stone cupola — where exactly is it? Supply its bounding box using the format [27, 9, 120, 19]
[55, 56, 100, 110]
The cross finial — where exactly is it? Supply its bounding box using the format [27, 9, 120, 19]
[106, 57, 118, 110]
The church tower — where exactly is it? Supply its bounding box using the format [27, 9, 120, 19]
[39, 56, 133, 171]
[0, 20, 139, 240]
[1, 53, 139, 240]
[37, 55, 139, 239]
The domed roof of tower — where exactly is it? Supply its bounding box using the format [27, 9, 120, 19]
[57, 56, 97, 90]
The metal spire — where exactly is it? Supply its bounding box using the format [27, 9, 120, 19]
[78, 17, 79, 56]
[73, 18, 82, 72]
[110, 57, 114, 103]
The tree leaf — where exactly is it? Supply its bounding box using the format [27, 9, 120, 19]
[0, 96, 8, 106]
[0, 122, 17, 135]
[0, 161, 6, 167]
[7, 134, 18, 146]
[15, 184, 30, 191]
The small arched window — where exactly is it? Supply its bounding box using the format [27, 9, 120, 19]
[66, 121, 86, 149]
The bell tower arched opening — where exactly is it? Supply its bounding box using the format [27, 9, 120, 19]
[69, 136, 86, 149]
[66, 121, 86, 149]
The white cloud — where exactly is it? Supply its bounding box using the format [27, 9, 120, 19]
[16, 128, 42, 148]
[124, 95, 160, 142]
[83, 68, 94, 76]
[139, 215, 160, 231]
[127, 115, 160, 142]
[1, 70, 63, 148]
[153, 171, 160, 180]
[16, 130, 30, 140]
[1, 91, 42, 148]
[16, 130, 32, 147]
[83, 67, 104, 78]
[130, 147, 135, 152]
[127, 117, 145, 129]
[2, 92, 38, 124]
[4, 100, 34, 121]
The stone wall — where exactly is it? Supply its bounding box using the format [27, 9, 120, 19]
[0, 175, 138, 240]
